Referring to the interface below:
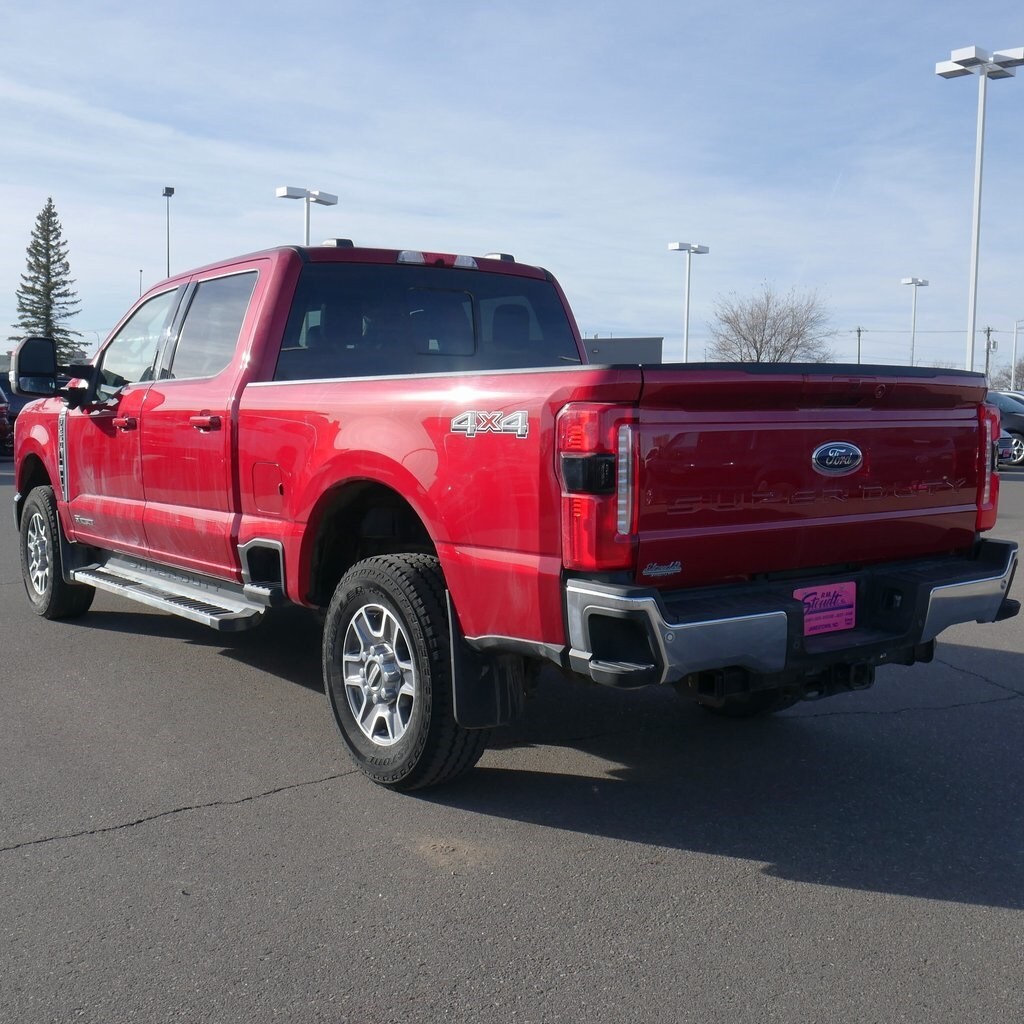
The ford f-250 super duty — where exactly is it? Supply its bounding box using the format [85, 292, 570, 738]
[9, 242, 1020, 789]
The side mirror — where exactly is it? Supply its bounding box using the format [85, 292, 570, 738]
[9, 336, 58, 397]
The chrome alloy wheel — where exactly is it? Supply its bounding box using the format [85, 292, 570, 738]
[342, 603, 417, 746]
[25, 510, 52, 598]
[1012, 434, 1024, 466]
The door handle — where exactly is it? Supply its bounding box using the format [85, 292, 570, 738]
[112, 416, 137, 431]
[189, 414, 222, 432]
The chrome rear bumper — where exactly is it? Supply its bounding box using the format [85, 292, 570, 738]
[565, 539, 1018, 688]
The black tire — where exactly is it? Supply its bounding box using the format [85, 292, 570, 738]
[322, 553, 489, 790]
[19, 485, 95, 620]
[699, 688, 801, 718]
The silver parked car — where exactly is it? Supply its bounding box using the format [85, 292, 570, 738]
[989, 392, 1024, 466]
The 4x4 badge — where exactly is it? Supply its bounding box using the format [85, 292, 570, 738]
[451, 410, 529, 438]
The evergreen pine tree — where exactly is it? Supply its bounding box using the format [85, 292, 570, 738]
[9, 198, 82, 361]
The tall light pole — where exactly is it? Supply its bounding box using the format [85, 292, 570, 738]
[162, 186, 174, 278]
[275, 186, 338, 245]
[936, 45, 1024, 372]
[667, 242, 709, 362]
[900, 277, 928, 365]
[1012, 318, 1024, 391]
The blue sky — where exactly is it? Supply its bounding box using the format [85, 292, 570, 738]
[1, 1, 1022, 369]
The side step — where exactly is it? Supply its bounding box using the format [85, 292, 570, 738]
[72, 554, 266, 632]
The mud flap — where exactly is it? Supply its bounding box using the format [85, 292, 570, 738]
[447, 593, 526, 729]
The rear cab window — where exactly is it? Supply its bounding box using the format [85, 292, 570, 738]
[274, 263, 582, 381]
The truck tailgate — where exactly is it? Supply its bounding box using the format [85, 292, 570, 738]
[634, 365, 989, 588]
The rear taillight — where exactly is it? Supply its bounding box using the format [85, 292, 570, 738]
[557, 403, 637, 570]
[978, 403, 1001, 532]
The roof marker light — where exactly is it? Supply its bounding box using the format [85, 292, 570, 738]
[397, 250, 427, 264]
[453, 255, 479, 269]
[483, 253, 516, 262]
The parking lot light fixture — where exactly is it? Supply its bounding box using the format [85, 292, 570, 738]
[936, 45, 1024, 371]
[275, 186, 338, 245]
[900, 278, 928, 366]
[668, 242, 710, 363]
[162, 186, 174, 277]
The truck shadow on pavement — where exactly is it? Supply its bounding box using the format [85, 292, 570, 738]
[74, 604, 327, 693]
[69, 604, 1023, 910]
[436, 644, 1024, 911]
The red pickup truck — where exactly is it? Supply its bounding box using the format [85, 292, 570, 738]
[9, 242, 1019, 789]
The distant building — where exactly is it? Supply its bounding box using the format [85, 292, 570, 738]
[585, 337, 663, 364]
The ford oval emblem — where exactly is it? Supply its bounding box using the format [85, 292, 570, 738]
[811, 441, 863, 477]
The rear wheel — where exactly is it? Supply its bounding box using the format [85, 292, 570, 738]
[323, 553, 489, 790]
[20, 486, 94, 620]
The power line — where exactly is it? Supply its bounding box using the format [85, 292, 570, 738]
[837, 327, 1017, 335]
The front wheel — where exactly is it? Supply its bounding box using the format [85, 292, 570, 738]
[322, 554, 489, 790]
[20, 486, 95, 620]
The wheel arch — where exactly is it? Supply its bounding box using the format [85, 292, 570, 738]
[299, 482, 527, 734]
[301, 480, 436, 608]
[13, 453, 53, 530]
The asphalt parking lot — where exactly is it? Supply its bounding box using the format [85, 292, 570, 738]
[1, 457, 1022, 1024]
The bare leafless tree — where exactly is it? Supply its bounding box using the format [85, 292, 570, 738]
[708, 284, 835, 363]
[989, 360, 1024, 390]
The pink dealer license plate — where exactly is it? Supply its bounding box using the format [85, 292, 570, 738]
[793, 581, 857, 636]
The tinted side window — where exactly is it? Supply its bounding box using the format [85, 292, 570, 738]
[274, 264, 581, 381]
[97, 289, 179, 400]
[169, 272, 258, 380]
[994, 392, 1024, 414]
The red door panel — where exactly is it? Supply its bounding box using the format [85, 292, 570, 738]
[64, 385, 149, 552]
[139, 378, 236, 577]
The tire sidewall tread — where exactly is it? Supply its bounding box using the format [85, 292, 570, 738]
[19, 486, 94, 620]
[323, 553, 488, 790]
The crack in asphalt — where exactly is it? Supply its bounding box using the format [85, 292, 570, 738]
[934, 653, 1024, 697]
[4, 657, 1020, 854]
[796, 690, 1020, 719]
[0, 769, 356, 855]
[795, 653, 1024, 718]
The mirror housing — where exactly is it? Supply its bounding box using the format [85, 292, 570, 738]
[9, 336, 58, 397]
[62, 364, 101, 409]
[8, 336, 102, 409]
